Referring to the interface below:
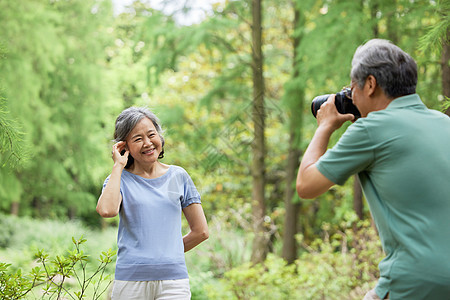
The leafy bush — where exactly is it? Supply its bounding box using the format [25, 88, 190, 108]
[210, 218, 383, 300]
[0, 214, 15, 248]
[0, 236, 116, 300]
[0, 214, 117, 273]
[185, 204, 254, 278]
[185, 205, 254, 299]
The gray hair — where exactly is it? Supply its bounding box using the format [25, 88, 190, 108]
[114, 107, 165, 167]
[350, 39, 417, 98]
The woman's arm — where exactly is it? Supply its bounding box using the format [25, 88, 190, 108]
[96, 164, 124, 218]
[96, 141, 128, 218]
[182, 203, 209, 252]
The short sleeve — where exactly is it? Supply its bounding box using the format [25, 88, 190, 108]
[102, 175, 123, 197]
[181, 173, 201, 209]
[316, 121, 375, 185]
[102, 176, 110, 190]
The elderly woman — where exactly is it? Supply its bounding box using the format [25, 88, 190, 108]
[97, 107, 208, 300]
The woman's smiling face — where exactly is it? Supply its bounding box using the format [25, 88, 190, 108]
[125, 117, 163, 166]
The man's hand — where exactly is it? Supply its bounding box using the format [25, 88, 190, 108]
[316, 94, 354, 131]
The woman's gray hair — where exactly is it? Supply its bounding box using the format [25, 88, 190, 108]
[114, 107, 165, 167]
[350, 39, 417, 99]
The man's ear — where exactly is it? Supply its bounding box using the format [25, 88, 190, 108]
[365, 75, 377, 96]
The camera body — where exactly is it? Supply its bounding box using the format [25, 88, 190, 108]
[311, 88, 361, 119]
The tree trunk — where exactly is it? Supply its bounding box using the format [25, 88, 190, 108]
[442, 29, 450, 117]
[281, 137, 302, 264]
[32, 197, 41, 217]
[10, 201, 19, 216]
[282, 2, 303, 264]
[386, 0, 398, 44]
[250, 0, 268, 264]
[68, 207, 76, 220]
[370, 1, 379, 38]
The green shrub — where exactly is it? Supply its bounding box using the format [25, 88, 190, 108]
[189, 271, 217, 300]
[0, 214, 117, 273]
[185, 205, 253, 277]
[0, 236, 116, 300]
[0, 214, 15, 248]
[213, 218, 383, 300]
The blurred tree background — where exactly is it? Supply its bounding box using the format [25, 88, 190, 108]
[0, 0, 448, 299]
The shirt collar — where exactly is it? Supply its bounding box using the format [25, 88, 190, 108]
[386, 93, 425, 109]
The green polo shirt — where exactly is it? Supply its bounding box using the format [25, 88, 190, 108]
[316, 94, 450, 299]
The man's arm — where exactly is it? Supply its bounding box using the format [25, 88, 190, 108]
[296, 126, 336, 199]
[296, 95, 354, 199]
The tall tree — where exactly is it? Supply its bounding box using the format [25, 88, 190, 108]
[418, 0, 450, 115]
[0, 57, 27, 215]
[281, 1, 305, 264]
[250, 0, 268, 264]
[0, 0, 114, 219]
[443, 30, 450, 116]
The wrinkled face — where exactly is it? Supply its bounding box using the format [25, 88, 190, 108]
[350, 79, 369, 118]
[125, 117, 163, 166]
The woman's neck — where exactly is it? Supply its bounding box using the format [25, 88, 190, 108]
[127, 161, 170, 179]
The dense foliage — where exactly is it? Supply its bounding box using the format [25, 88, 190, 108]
[0, 0, 448, 298]
[0, 215, 116, 299]
[0, 212, 381, 299]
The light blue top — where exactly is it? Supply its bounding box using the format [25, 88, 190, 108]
[103, 165, 201, 281]
[316, 94, 450, 299]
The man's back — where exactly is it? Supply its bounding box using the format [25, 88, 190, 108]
[317, 94, 450, 299]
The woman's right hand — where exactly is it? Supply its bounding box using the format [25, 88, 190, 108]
[112, 141, 129, 168]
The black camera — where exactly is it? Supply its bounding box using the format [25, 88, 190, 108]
[311, 87, 361, 119]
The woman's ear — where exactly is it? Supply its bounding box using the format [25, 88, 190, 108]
[119, 141, 129, 155]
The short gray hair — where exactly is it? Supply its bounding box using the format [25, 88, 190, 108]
[350, 39, 417, 98]
[114, 107, 165, 167]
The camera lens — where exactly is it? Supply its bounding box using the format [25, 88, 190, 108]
[311, 90, 361, 119]
[311, 94, 331, 118]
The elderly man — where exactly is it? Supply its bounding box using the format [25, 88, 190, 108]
[296, 39, 450, 299]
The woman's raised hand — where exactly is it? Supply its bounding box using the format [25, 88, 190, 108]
[112, 141, 129, 167]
